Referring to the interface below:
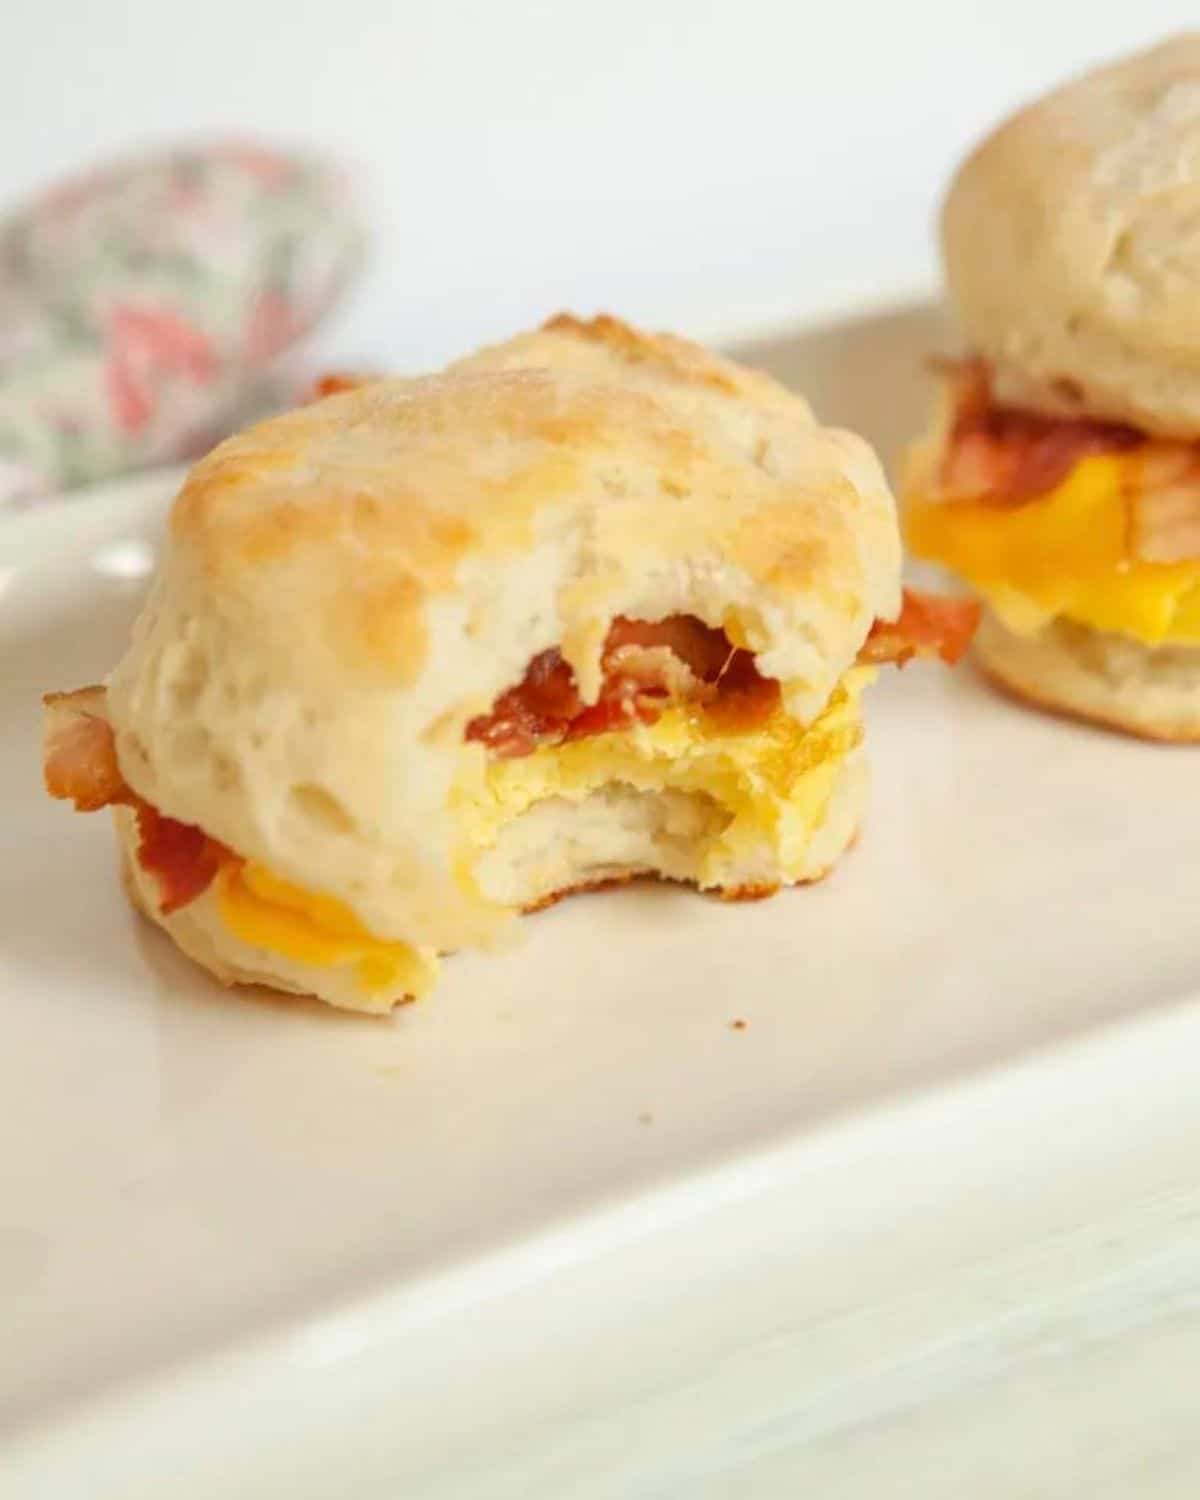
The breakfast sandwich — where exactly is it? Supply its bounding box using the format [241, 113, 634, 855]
[44, 314, 975, 1014]
[906, 35, 1200, 740]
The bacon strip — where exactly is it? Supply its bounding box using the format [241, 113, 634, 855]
[43, 686, 128, 811]
[604, 615, 733, 683]
[937, 358, 1143, 505]
[43, 687, 233, 914]
[308, 372, 370, 401]
[859, 589, 980, 668]
[467, 641, 670, 758]
[468, 597, 974, 760]
[1128, 444, 1200, 563]
[135, 804, 230, 915]
[1134, 486, 1200, 563]
[464, 615, 781, 758]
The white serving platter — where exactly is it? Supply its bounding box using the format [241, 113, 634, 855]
[4, 302, 1200, 1498]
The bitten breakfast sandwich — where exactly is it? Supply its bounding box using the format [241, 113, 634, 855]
[906, 35, 1200, 740]
[44, 314, 975, 1013]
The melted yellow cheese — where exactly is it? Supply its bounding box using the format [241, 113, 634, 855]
[907, 455, 1200, 644]
[216, 862, 437, 998]
[457, 668, 872, 886]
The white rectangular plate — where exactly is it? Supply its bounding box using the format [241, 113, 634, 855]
[4, 305, 1200, 1497]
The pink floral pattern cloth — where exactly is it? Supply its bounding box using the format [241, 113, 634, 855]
[0, 142, 362, 508]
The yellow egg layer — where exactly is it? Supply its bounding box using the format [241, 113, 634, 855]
[458, 668, 872, 886]
[907, 455, 1200, 644]
[216, 861, 438, 999]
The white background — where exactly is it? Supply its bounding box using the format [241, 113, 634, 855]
[5, 1, 1197, 371]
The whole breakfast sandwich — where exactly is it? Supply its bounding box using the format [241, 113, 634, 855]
[44, 314, 975, 1013]
[906, 35, 1200, 740]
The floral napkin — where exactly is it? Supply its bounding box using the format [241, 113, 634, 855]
[0, 141, 362, 509]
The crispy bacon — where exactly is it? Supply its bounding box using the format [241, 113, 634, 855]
[858, 588, 980, 668]
[604, 615, 734, 684]
[135, 803, 230, 915]
[308, 372, 369, 401]
[465, 614, 781, 758]
[467, 595, 974, 761]
[1128, 444, 1200, 563]
[43, 687, 233, 914]
[467, 638, 667, 759]
[937, 358, 1143, 505]
[702, 650, 782, 731]
[43, 686, 129, 811]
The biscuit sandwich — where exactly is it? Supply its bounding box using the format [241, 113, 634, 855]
[44, 313, 975, 1013]
[906, 35, 1200, 740]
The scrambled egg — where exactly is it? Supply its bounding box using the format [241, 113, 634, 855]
[213, 670, 870, 997]
[907, 454, 1200, 645]
[458, 667, 871, 888]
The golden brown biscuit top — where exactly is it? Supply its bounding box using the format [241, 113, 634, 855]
[460, 312, 813, 416]
[168, 316, 894, 689]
